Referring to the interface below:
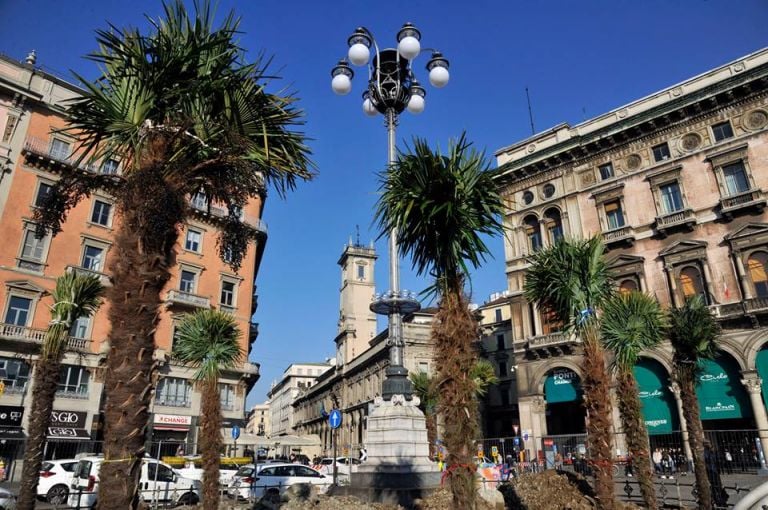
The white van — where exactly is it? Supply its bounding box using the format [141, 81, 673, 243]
[67, 456, 201, 508]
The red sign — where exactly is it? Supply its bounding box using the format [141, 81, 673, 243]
[153, 414, 192, 430]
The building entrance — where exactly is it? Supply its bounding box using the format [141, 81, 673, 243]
[544, 368, 585, 435]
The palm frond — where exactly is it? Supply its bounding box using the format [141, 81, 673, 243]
[668, 295, 720, 372]
[470, 359, 499, 398]
[601, 291, 668, 372]
[173, 309, 243, 382]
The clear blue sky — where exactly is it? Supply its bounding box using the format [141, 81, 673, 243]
[1, 0, 766, 408]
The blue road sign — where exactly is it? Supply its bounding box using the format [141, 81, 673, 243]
[523, 433, 529, 441]
[513, 437, 520, 447]
[231, 425, 240, 440]
[329, 409, 342, 429]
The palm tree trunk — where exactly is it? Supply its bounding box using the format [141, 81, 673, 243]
[17, 326, 67, 510]
[434, 289, 479, 510]
[97, 166, 184, 509]
[678, 371, 712, 510]
[200, 378, 222, 510]
[615, 369, 657, 509]
[425, 412, 437, 458]
[581, 324, 616, 510]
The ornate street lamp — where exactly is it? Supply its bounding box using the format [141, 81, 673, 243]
[332, 24, 450, 400]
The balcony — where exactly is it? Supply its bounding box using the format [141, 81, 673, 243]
[655, 208, 696, 235]
[220, 402, 235, 412]
[155, 397, 192, 408]
[526, 331, 579, 358]
[0, 323, 91, 352]
[66, 265, 112, 287]
[166, 289, 211, 309]
[719, 189, 767, 218]
[188, 200, 268, 235]
[602, 226, 635, 248]
[55, 389, 89, 400]
[22, 137, 120, 177]
[241, 362, 260, 377]
[249, 322, 259, 340]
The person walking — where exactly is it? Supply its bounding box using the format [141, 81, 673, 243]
[724, 449, 733, 474]
[652, 448, 663, 476]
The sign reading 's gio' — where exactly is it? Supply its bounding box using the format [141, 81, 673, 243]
[50, 411, 86, 428]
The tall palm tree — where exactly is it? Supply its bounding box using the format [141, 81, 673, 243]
[410, 371, 439, 458]
[174, 309, 242, 510]
[17, 273, 104, 510]
[375, 133, 503, 510]
[524, 237, 616, 510]
[601, 291, 667, 510]
[669, 296, 720, 510]
[32, 2, 312, 507]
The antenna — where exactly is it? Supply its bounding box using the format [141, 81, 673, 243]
[356, 225, 361, 246]
[526, 87, 535, 135]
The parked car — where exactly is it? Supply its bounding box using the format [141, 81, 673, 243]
[314, 457, 361, 477]
[67, 456, 201, 508]
[227, 463, 329, 501]
[0, 487, 15, 510]
[38, 459, 78, 504]
[171, 456, 249, 486]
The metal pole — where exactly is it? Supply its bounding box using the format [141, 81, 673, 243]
[332, 429, 338, 486]
[386, 108, 403, 370]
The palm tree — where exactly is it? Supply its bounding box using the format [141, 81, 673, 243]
[375, 133, 503, 509]
[470, 359, 499, 398]
[174, 309, 242, 510]
[669, 296, 720, 510]
[17, 273, 104, 510]
[601, 291, 667, 510]
[32, 2, 312, 507]
[524, 237, 616, 510]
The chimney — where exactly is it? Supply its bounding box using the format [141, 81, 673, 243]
[25, 50, 36, 66]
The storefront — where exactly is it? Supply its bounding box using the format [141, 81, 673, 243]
[756, 343, 768, 409]
[151, 414, 193, 458]
[544, 368, 585, 435]
[44, 410, 92, 460]
[634, 358, 678, 435]
[696, 353, 753, 429]
[0, 405, 24, 481]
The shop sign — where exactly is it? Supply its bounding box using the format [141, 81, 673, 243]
[50, 411, 86, 429]
[697, 357, 751, 421]
[0, 406, 23, 427]
[154, 414, 192, 430]
[544, 369, 581, 403]
[634, 359, 678, 435]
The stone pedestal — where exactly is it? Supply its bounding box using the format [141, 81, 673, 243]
[347, 394, 442, 506]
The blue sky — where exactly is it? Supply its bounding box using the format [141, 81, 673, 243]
[1, 0, 766, 407]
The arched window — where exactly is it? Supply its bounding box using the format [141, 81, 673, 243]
[748, 252, 768, 298]
[619, 279, 638, 296]
[679, 265, 707, 304]
[524, 215, 542, 252]
[544, 209, 564, 244]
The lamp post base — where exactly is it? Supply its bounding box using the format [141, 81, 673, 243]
[381, 365, 413, 400]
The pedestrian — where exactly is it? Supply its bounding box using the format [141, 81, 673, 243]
[652, 448, 663, 475]
[724, 449, 733, 474]
[625, 452, 634, 478]
[704, 440, 729, 508]
[175, 443, 185, 457]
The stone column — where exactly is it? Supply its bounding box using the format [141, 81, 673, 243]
[532, 303, 543, 337]
[734, 253, 752, 299]
[741, 373, 768, 469]
[669, 382, 694, 463]
[666, 265, 681, 308]
[702, 262, 717, 303]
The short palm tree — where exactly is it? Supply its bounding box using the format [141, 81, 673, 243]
[174, 309, 242, 510]
[669, 296, 720, 510]
[17, 273, 104, 510]
[601, 291, 667, 510]
[470, 359, 499, 398]
[32, 2, 312, 507]
[524, 237, 616, 510]
[376, 133, 503, 510]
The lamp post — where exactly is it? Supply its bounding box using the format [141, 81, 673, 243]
[331, 24, 450, 401]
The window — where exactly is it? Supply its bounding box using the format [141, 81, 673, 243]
[712, 121, 734, 142]
[522, 191, 534, 205]
[191, 191, 208, 210]
[748, 252, 768, 298]
[34, 182, 53, 208]
[49, 139, 71, 161]
[90, 200, 112, 226]
[82, 245, 104, 271]
[542, 183, 555, 198]
[147, 463, 175, 483]
[4, 296, 32, 326]
[156, 377, 192, 407]
[544, 209, 564, 244]
[604, 200, 625, 230]
[679, 266, 707, 304]
[100, 158, 119, 175]
[652, 143, 671, 162]
[20, 230, 46, 264]
[180, 270, 197, 293]
[2, 114, 18, 144]
[500, 387, 510, 406]
[58, 365, 89, 395]
[619, 279, 639, 296]
[69, 316, 90, 339]
[495, 308, 503, 322]
[496, 334, 505, 351]
[357, 264, 365, 280]
[524, 215, 542, 252]
[0, 357, 29, 392]
[659, 182, 684, 214]
[499, 362, 507, 377]
[598, 162, 614, 180]
[184, 229, 202, 252]
[220, 281, 235, 307]
[219, 384, 235, 410]
[722, 162, 750, 195]
[418, 361, 429, 373]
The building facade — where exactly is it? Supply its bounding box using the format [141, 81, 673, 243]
[246, 401, 271, 437]
[493, 47, 768, 458]
[267, 362, 333, 437]
[0, 52, 263, 477]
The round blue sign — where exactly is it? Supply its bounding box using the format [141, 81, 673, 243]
[328, 409, 342, 429]
[231, 425, 241, 440]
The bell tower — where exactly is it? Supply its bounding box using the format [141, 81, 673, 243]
[335, 234, 378, 365]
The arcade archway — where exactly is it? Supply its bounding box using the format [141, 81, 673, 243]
[544, 367, 585, 435]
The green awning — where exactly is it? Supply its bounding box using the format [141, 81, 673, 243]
[696, 354, 751, 420]
[544, 368, 581, 403]
[634, 358, 678, 434]
[756, 345, 768, 410]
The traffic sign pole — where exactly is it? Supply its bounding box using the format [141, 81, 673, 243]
[332, 428, 338, 486]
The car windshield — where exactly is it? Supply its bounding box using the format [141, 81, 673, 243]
[235, 467, 253, 477]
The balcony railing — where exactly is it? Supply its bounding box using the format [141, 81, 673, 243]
[602, 226, 635, 245]
[1, 382, 27, 395]
[66, 265, 112, 287]
[242, 362, 260, 377]
[0, 323, 91, 351]
[188, 200, 268, 234]
[166, 290, 211, 309]
[745, 297, 768, 313]
[155, 398, 192, 408]
[720, 188, 766, 215]
[55, 389, 89, 400]
[23, 137, 119, 176]
[528, 331, 570, 348]
[655, 208, 696, 231]
[220, 402, 235, 411]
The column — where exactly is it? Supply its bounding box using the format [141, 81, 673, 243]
[669, 382, 694, 464]
[666, 266, 680, 308]
[734, 253, 752, 300]
[741, 373, 768, 467]
[532, 303, 543, 337]
[702, 262, 717, 303]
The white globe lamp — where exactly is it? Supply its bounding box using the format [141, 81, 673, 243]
[362, 93, 377, 117]
[332, 74, 352, 96]
[348, 43, 370, 66]
[429, 66, 449, 88]
[406, 94, 425, 114]
[397, 23, 421, 60]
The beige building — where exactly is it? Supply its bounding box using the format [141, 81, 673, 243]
[246, 401, 271, 437]
[267, 362, 333, 437]
[493, 47, 768, 459]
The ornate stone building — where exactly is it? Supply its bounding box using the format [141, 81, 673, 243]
[494, 47, 768, 459]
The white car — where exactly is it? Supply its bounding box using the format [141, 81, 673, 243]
[227, 463, 329, 500]
[67, 456, 201, 508]
[38, 459, 78, 504]
[0, 487, 15, 510]
[174, 457, 244, 487]
[315, 457, 361, 477]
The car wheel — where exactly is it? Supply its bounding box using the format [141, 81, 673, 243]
[47, 484, 70, 505]
[178, 492, 199, 505]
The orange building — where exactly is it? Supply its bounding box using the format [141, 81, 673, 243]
[0, 52, 263, 479]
